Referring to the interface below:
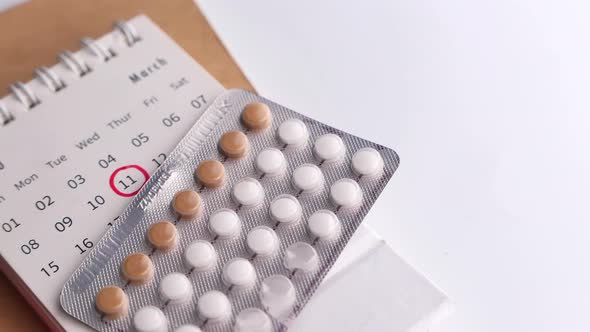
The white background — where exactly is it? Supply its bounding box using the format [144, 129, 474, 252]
[2, 1, 589, 331]
[196, 1, 590, 332]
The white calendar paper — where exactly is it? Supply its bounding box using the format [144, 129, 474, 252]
[0, 15, 223, 331]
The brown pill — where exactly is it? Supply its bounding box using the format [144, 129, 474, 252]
[172, 190, 202, 219]
[196, 160, 226, 188]
[121, 253, 154, 284]
[95, 286, 129, 320]
[147, 221, 178, 250]
[242, 102, 272, 131]
[219, 131, 249, 158]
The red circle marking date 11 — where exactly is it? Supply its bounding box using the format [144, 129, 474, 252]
[109, 165, 149, 197]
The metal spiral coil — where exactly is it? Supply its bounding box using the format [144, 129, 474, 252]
[57, 50, 92, 77]
[3, 19, 139, 122]
[34, 66, 67, 92]
[0, 102, 14, 126]
[9, 82, 41, 109]
[81, 38, 117, 62]
[114, 21, 141, 46]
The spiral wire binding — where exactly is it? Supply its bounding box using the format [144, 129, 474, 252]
[58, 51, 92, 77]
[114, 21, 141, 46]
[81, 38, 117, 62]
[1, 19, 142, 127]
[34, 66, 67, 92]
[0, 102, 14, 126]
[9, 82, 41, 109]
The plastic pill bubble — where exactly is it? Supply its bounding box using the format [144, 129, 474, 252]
[184, 240, 217, 272]
[219, 130, 249, 159]
[260, 275, 296, 320]
[277, 118, 308, 147]
[133, 306, 167, 332]
[197, 290, 232, 322]
[284, 242, 319, 273]
[242, 102, 272, 131]
[95, 286, 129, 320]
[234, 308, 273, 332]
[255, 148, 286, 176]
[270, 194, 302, 224]
[209, 208, 241, 239]
[352, 147, 384, 177]
[330, 178, 363, 209]
[172, 190, 202, 219]
[147, 221, 178, 250]
[222, 258, 256, 288]
[159, 272, 192, 304]
[308, 210, 341, 241]
[174, 325, 202, 332]
[246, 226, 279, 257]
[292, 164, 324, 194]
[121, 253, 154, 284]
[314, 133, 346, 163]
[195, 159, 226, 188]
[232, 177, 264, 207]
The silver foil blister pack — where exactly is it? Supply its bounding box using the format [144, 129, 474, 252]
[60, 89, 400, 332]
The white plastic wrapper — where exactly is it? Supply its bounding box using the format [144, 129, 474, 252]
[60, 89, 400, 331]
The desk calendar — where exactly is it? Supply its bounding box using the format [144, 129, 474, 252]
[0, 15, 223, 331]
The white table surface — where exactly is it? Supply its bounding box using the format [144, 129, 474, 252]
[197, 1, 590, 331]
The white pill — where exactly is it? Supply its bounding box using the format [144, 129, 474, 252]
[209, 208, 240, 239]
[292, 164, 324, 194]
[234, 308, 273, 332]
[197, 290, 232, 322]
[270, 195, 302, 224]
[308, 210, 340, 241]
[184, 240, 217, 272]
[133, 306, 167, 332]
[232, 177, 264, 207]
[330, 178, 363, 209]
[260, 275, 296, 320]
[159, 272, 192, 304]
[314, 134, 346, 163]
[284, 242, 319, 272]
[256, 148, 286, 176]
[222, 258, 256, 288]
[174, 325, 202, 332]
[277, 118, 308, 147]
[247, 226, 279, 257]
[352, 147, 384, 177]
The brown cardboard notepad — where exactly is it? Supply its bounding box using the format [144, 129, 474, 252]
[0, 0, 252, 330]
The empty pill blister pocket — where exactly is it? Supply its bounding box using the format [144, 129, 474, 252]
[60, 89, 399, 332]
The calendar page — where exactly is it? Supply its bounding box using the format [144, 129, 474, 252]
[0, 15, 223, 331]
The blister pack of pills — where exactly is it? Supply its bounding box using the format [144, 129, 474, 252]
[60, 89, 400, 332]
